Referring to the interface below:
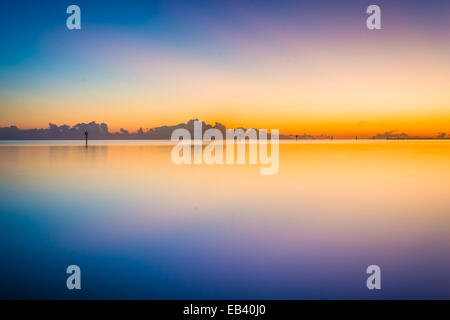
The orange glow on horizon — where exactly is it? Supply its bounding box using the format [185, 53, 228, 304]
[1, 25, 449, 138]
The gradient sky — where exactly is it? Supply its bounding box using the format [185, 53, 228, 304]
[0, 0, 449, 137]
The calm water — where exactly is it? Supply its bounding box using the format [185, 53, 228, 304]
[1, 140, 449, 299]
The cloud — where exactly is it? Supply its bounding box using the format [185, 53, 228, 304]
[372, 130, 411, 139]
[2, 122, 447, 140]
[372, 131, 449, 139]
[0, 120, 233, 140]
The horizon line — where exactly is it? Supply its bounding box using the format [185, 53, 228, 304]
[0, 119, 448, 140]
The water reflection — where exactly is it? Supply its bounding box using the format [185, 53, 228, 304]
[0, 140, 449, 299]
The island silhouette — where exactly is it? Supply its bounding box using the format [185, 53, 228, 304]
[0, 119, 447, 140]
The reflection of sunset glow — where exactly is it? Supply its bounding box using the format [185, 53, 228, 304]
[1, 140, 450, 298]
[3, 141, 450, 227]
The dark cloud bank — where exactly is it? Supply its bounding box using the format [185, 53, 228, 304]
[371, 130, 448, 139]
[0, 120, 447, 140]
[0, 119, 291, 140]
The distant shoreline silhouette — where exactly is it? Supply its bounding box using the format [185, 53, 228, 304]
[0, 120, 447, 140]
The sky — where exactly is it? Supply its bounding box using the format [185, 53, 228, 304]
[0, 0, 449, 137]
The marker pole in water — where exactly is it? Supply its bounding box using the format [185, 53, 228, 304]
[85, 131, 88, 146]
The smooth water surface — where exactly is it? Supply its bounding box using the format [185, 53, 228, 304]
[1, 140, 449, 299]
